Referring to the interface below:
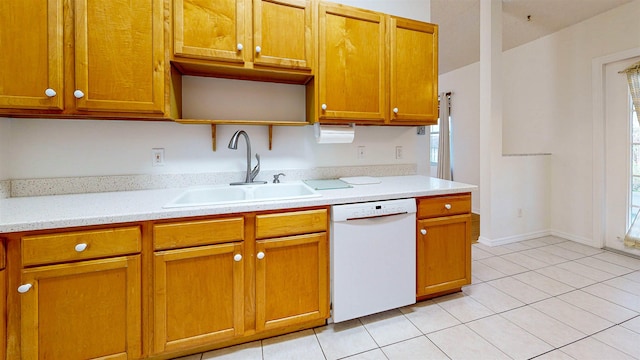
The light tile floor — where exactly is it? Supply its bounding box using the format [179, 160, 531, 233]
[175, 236, 640, 360]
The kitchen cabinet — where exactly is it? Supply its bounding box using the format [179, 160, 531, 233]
[151, 209, 329, 356]
[314, 2, 386, 123]
[0, 240, 5, 360]
[416, 194, 472, 299]
[152, 217, 245, 354]
[256, 209, 329, 331]
[255, 208, 329, 330]
[0, 0, 166, 117]
[0, 0, 64, 111]
[388, 18, 438, 125]
[172, 0, 313, 83]
[0, 206, 329, 358]
[16, 227, 142, 359]
[311, 2, 439, 125]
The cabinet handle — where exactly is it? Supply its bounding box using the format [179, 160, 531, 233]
[393, 107, 399, 114]
[74, 243, 88, 252]
[321, 104, 327, 111]
[17, 284, 32, 294]
[257, 251, 265, 260]
[444, 203, 452, 210]
[237, 43, 243, 51]
[233, 254, 242, 262]
[44, 88, 57, 97]
[73, 90, 85, 99]
[420, 229, 427, 235]
[255, 46, 261, 54]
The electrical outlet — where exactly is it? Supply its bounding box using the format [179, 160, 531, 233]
[416, 126, 426, 135]
[395, 146, 403, 159]
[152, 148, 165, 166]
[357, 146, 365, 159]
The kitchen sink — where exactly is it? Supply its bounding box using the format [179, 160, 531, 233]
[164, 181, 321, 208]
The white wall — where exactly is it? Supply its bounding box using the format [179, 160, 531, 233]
[0, 118, 9, 179]
[530, 0, 640, 245]
[3, 0, 430, 181]
[440, 0, 640, 244]
[438, 63, 481, 212]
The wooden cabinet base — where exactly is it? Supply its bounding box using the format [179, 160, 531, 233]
[146, 318, 326, 360]
[416, 288, 461, 302]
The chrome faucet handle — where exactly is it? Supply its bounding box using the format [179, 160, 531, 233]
[250, 153, 261, 181]
[273, 173, 286, 183]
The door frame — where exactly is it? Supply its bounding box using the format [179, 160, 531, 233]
[592, 47, 640, 251]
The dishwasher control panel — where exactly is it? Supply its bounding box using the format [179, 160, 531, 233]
[332, 198, 417, 222]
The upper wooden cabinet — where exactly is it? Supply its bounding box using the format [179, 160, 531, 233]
[315, 2, 386, 123]
[173, 0, 246, 63]
[172, 0, 313, 82]
[0, 0, 166, 118]
[73, 0, 166, 114]
[0, 0, 64, 111]
[310, 1, 438, 125]
[389, 18, 438, 125]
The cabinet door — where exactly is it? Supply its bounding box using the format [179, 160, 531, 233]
[417, 215, 471, 297]
[0, 0, 63, 110]
[174, 0, 247, 63]
[153, 243, 244, 354]
[253, 0, 312, 71]
[317, 3, 386, 122]
[73, 0, 165, 113]
[0, 269, 5, 360]
[255, 233, 329, 331]
[19, 255, 141, 360]
[389, 18, 438, 124]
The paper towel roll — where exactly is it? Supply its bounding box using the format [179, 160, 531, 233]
[314, 123, 355, 144]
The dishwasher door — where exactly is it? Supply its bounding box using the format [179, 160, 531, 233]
[331, 199, 416, 323]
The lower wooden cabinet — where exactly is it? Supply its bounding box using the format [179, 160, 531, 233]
[416, 194, 472, 298]
[153, 242, 245, 354]
[3, 206, 331, 358]
[18, 255, 142, 360]
[255, 233, 329, 331]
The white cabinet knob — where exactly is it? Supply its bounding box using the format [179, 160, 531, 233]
[393, 107, 399, 114]
[257, 251, 265, 260]
[420, 229, 427, 235]
[444, 203, 452, 210]
[74, 243, 88, 252]
[73, 90, 85, 99]
[234, 254, 242, 262]
[321, 104, 327, 111]
[17, 284, 32, 293]
[45, 88, 57, 97]
[237, 43, 243, 51]
[255, 46, 261, 54]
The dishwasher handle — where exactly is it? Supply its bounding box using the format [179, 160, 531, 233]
[345, 211, 411, 221]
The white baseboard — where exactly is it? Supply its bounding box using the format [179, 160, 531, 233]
[549, 229, 601, 248]
[477, 230, 552, 247]
[477, 228, 599, 248]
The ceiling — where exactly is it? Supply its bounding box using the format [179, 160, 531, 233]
[431, 0, 634, 74]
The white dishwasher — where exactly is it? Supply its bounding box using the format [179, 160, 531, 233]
[331, 198, 416, 323]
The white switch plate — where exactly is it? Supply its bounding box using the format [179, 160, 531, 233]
[395, 146, 403, 159]
[152, 148, 165, 166]
[357, 146, 365, 159]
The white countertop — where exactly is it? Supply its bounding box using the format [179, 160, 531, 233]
[0, 175, 476, 233]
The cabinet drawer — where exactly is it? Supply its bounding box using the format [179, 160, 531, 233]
[153, 217, 244, 250]
[0, 239, 4, 270]
[417, 194, 471, 219]
[256, 209, 328, 239]
[22, 227, 141, 267]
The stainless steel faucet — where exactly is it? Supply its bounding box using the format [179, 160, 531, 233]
[227, 130, 267, 185]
